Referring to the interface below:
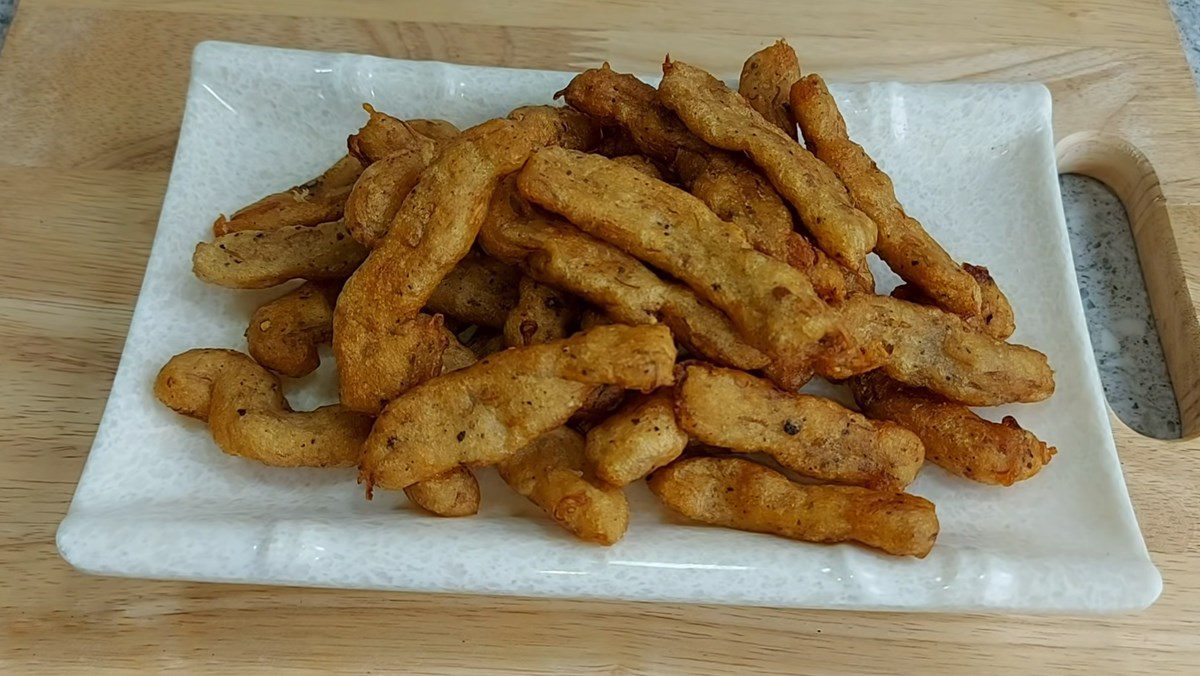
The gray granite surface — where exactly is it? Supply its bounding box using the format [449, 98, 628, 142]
[0, 1, 13, 47]
[0, 0, 1188, 436]
[1060, 175, 1181, 438]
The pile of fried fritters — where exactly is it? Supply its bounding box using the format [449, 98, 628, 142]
[158, 42, 1057, 558]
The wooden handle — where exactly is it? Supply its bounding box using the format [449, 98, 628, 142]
[1057, 132, 1200, 436]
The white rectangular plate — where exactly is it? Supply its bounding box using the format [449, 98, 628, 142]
[58, 41, 1161, 612]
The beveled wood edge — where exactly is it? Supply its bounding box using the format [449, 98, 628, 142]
[1057, 132, 1200, 437]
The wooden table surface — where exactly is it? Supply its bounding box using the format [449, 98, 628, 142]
[4, 0, 1200, 672]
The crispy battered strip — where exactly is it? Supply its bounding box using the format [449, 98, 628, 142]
[403, 466, 480, 517]
[439, 327, 481, 373]
[401, 335, 485, 517]
[675, 364, 924, 490]
[963, 264, 1015, 339]
[504, 276, 579, 347]
[648, 456, 938, 557]
[497, 427, 629, 545]
[344, 146, 438, 247]
[659, 59, 877, 271]
[247, 281, 340, 377]
[359, 324, 676, 490]
[347, 104, 458, 164]
[674, 149, 869, 301]
[243, 255, 516, 378]
[849, 372, 1055, 486]
[839, 294, 1054, 405]
[193, 219, 368, 289]
[496, 272, 623, 429]
[585, 388, 688, 486]
[334, 107, 599, 414]
[479, 177, 768, 370]
[790, 74, 981, 316]
[892, 263, 1015, 340]
[155, 349, 371, 467]
[558, 64, 709, 161]
[560, 65, 844, 293]
[610, 154, 665, 180]
[517, 147, 845, 387]
[343, 109, 463, 246]
[673, 149, 792, 262]
[426, 252, 521, 328]
[739, 39, 801, 139]
[212, 154, 363, 236]
[561, 66, 784, 257]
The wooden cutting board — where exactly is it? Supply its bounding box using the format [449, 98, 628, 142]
[3, 0, 1199, 672]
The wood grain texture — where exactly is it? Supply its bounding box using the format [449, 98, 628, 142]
[3, 0, 1200, 672]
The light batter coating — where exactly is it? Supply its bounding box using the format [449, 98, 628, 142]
[739, 39, 801, 139]
[359, 324, 676, 491]
[839, 294, 1054, 406]
[648, 456, 939, 557]
[850, 372, 1056, 486]
[517, 146, 847, 387]
[675, 364, 924, 490]
[585, 388, 688, 486]
[194, 219, 367, 289]
[155, 349, 371, 468]
[658, 59, 877, 271]
[791, 73, 981, 316]
[334, 107, 599, 414]
[497, 427, 629, 545]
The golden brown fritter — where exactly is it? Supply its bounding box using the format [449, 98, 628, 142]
[674, 149, 870, 302]
[517, 146, 844, 387]
[849, 372, 1055, 486]
[891, 263, 1016, 340]
[658, 59, 877, 271]
[212, 154, 363, 236]
[791, 74, 982, 317]
[344, 146, 438, 248]
[557, 64, 709, 161]
[359, 324, 676, 491]
[346, 103, 457, 164]
[838, 294, 1054, 406]
[333, 107, 600, 415]
[403, 466, 481, 517]
[246, 281, 340, 377]
[648, 456, 939, 557]
[497, 427, 629, 545]
[675, 364, 924, 490]
[479, 176, 768, 370]
[585, 388, 688, 486]
[193, 219, 367, 289]
[154, 349, 371, 468]
[739, 39, 801, 139]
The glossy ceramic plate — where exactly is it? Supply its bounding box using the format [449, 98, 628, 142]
[57, 41, 1161, 612]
